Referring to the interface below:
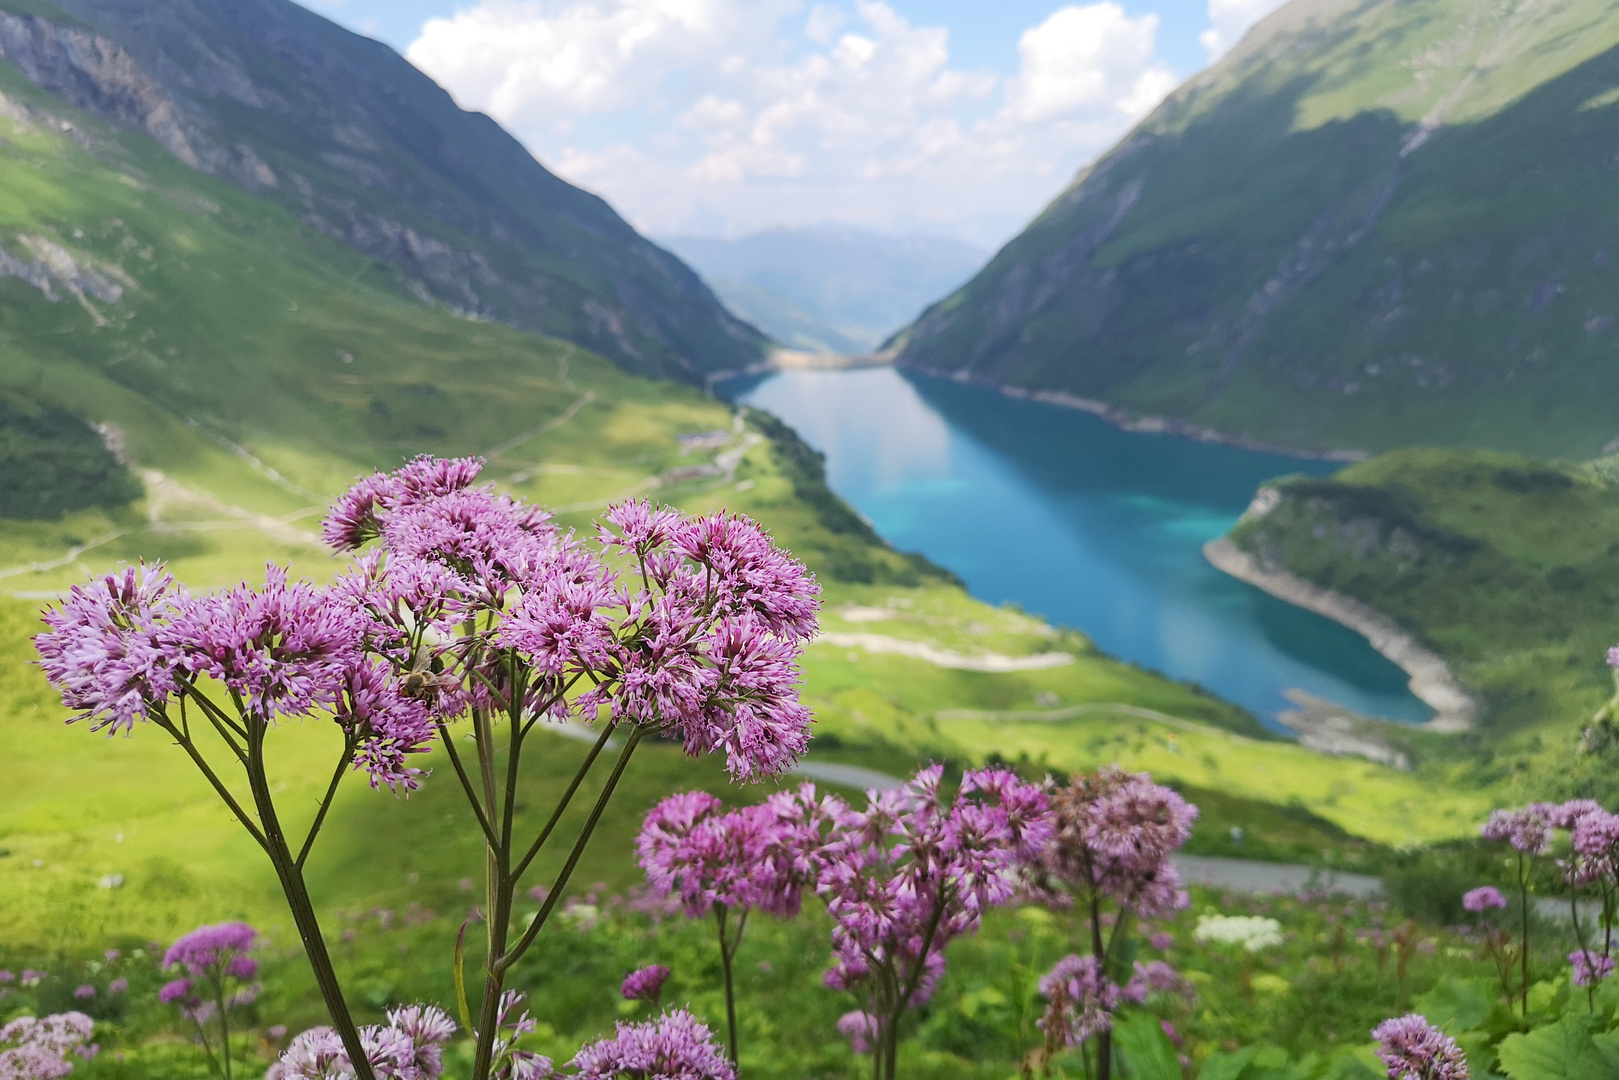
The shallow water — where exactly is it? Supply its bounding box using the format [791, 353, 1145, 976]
[721, 367, 1431, 728]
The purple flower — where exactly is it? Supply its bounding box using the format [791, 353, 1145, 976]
[19, 971, 44, 988]
[102, 951, 120, 963]
[1033, 767, 1197, 918]
[268, 1003, 458, 1080]
[268, 1025, 288, 1041]
[0, 1012, 96, 1080]
[1039, 955, 1121, 1047]
[1570, 950, 1615, 986]
[1461, 887, 1506, 913]
[107, 978, 127, 995]
[621, 965, 671, 1003]
[158, 978, 193, 1005]
[0, 972, 12, 984]
[72, 986, 95, 1001]
[1570, 811, 1619, 885]
[35, 563, 183, 733]
[636, 793, 810, 921]
[1372, 1014, 1469, 1080]
[813, 766, 1051, 1019]
[1149, 932, 1174, 951]
[836, 1011, 878, 1055]
[163, 922, 258, 976]
[1480, 804, 1556, 856]
[571, 1009, 734, 1080]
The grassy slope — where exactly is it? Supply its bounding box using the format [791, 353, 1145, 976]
[1226, 447, 1619, 801]
[896, 0, 1619, 456]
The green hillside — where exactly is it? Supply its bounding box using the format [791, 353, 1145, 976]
[1223, 446, 1619, 800]
[0, 0, 765, 381]
[897, 0, 1619, 457]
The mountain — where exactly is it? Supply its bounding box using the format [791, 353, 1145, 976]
[895, 0, 1619, 457]
[661, 227, 986, 354]
[0, 0, 765, 381]
[1215, 446, 1619, 801]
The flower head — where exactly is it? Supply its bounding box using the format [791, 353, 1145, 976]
[1193, 915, 1284, 953]
[0, 1012, 96, 1080]
[1371, 1014, 1469, 1080]
[836, 1011, 878, 1056]
[163, 922, 258, 976]
[35, 563, 183, 733]
[571, 1008, 734, 1080]
[1035, 767, 1196, 917]
[269, 1004, 457, 1080]
[621, 965, 671, 1003]
[1037, 954, 1120, 1047]
[1460, 887, 1506, 913]
[1480, 804, 1556, 856]
[1570, 950, 1615, 987]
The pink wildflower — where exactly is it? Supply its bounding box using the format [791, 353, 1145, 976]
[1460, 887, 1506, 913]
[621, 965, 671, 1003]
[0, 1012, 95, 1080]
[1038, 955, 1121, 1047]
[836, 1012, 878, 1055]
[571, 1009, 734, 1080]
[1371, 1014, 1469, 1080]
[269, 1004, 458, 1080]
[71, 986, 94, 1001]
[1570, 950, 1615, 986]
[1480, 804, 1556, 856]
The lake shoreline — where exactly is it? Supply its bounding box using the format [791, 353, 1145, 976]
[1203, 536, 1479, 732]
[897, 362, 1368, 463]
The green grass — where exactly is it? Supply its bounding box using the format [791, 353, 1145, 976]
[1227, 445, 1619, 803]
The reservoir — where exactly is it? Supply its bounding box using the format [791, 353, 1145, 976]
[720, 366, 1432, 728]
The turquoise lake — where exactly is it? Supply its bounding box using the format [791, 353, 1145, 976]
[720, 366, 1432, 728]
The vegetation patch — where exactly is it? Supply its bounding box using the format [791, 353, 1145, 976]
[0, 395, 138, 519]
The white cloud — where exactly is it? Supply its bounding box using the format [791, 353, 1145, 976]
[1004, 5, 1175, 125]
[1199, 0, 1290, 61]
[407, 0, 1178, 244]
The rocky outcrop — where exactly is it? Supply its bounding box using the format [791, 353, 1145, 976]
[0, 13, 200, 164]
[1204, 535, 1479, 732]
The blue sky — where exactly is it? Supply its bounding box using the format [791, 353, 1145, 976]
[294, 0, 1278, 246]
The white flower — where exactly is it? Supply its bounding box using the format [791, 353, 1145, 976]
[97, 874, 124, 889]
[1193, 914, 1283, 953]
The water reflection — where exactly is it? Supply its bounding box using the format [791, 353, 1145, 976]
[723, 366, 1429, 727]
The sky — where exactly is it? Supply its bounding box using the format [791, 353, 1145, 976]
[295, 0, 1286, 247]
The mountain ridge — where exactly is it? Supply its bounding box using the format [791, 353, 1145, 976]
[0, 0, 766, 381]
[895, 0, 1619, 457]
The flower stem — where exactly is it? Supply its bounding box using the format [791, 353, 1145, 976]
[245, 718, 376, 1080]
[716, 904, 741, 1071]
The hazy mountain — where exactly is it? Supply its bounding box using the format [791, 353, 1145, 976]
[0, 0, 765, 381]
[895, 0, 1619, 457]
[662, 227, 987, 354]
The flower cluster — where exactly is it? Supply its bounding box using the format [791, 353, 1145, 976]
[35, 561, 435, 793]
[1037, 955, 1120, 1048]
[636, 792, 806, 920]
[327, 460, 820, 781]
[269, 1004, 458, 1080]
[1031, 766, 1197, 918]
[1460, 887, 1505, 913]
[811, 766, 1051, 1010]
[158, 922, 260, 1018]
[620, 965, 670, 1004]
[0, 1012, 95, 1080]
[1479, 797, 1619, 992]
[1371, 1014, 1469, 1080]
[570, 1009, 734, 1080]
[1192, 915, 1284, 953]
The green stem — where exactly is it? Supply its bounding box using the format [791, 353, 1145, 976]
[214, 969, 233, 1080]
[495, 727, 646, 975]
[245, 717, 376, 1080]
[1519, 853, 1530, 1017]
[297, 737, 356, 871]
[511, 720, 615, 882]
[716, 905, 741, 1070]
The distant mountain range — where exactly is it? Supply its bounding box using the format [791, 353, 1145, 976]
[0, 0, 764, 382]
[662, 227, 986, 355]
[895, 0, 1619, 458]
